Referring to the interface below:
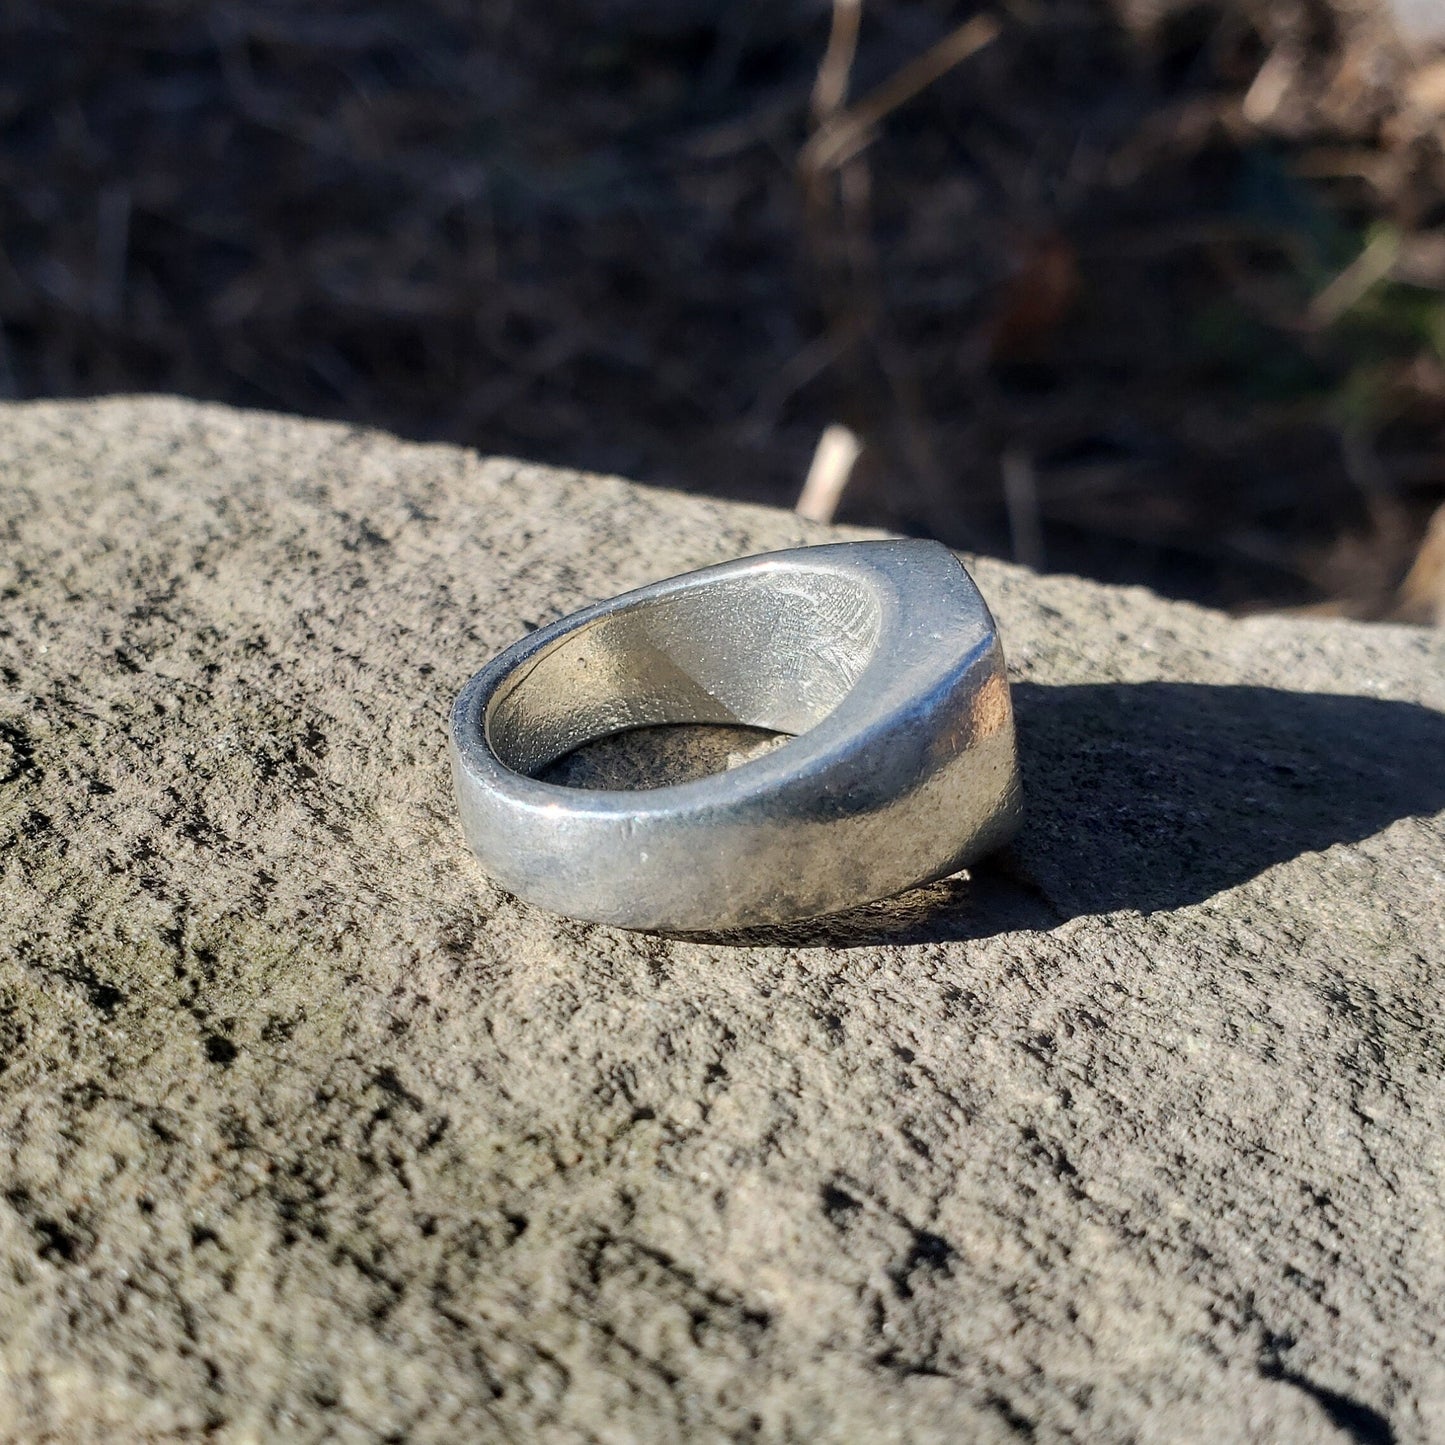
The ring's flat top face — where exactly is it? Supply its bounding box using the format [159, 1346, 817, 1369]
[450, 540, 1021, 929]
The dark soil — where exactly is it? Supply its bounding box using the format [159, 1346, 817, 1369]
[3, 0, 1444, 616]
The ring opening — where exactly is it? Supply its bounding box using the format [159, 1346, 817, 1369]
[486, 568, 882, 777]
[539, 722, 788, 790]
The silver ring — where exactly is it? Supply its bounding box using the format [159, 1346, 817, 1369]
[449, 540, 1022, 930]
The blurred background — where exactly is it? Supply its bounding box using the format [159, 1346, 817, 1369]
[3, 0, 1445, 620]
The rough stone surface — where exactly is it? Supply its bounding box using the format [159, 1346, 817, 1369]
[1, 396, 1443, 1444]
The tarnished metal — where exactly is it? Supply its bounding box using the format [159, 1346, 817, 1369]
[449, 540, 1021, 929]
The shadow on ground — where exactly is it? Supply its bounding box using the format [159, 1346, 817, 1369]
[676, 682, 1445, 949]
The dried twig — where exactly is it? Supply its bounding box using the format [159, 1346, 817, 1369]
[799, 7, 999, 538]
[1241, 46, 1298, 127]
[796, 423, 863, 522]
[802, 15, 1000, 174]
[811, 0, 862, 125]
[1393, 503, 1445, 625]
[1307, 228, 1399, 329]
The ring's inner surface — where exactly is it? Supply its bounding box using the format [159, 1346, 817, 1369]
[486, 568, 882, 776]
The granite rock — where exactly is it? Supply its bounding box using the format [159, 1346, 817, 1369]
[0, 397, 1442, 1443]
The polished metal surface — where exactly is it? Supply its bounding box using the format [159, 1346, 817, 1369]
[449, 540, 1022, 929]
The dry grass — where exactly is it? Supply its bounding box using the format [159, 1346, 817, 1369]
[2, 0, 1443, 618]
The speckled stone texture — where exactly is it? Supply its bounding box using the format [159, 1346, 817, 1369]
[1, 397, 1442, 1444]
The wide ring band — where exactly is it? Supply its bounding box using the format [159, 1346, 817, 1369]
[449, 539, 1022, 930]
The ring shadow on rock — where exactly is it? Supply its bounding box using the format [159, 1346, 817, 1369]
[684, 682, 1445, 949]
